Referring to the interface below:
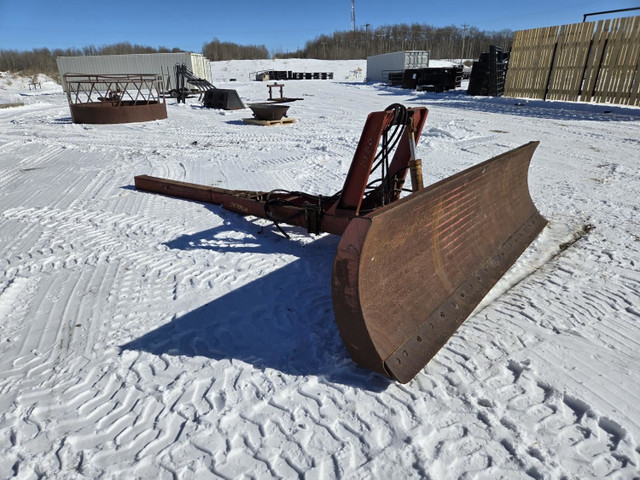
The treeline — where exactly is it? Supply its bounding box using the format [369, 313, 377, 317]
[1, 24, 512, 78]
[276, 23, 514, 60]
[0, 39, 270, 78]
[202, 39, 269, 60]
[0, 42, 184, 78]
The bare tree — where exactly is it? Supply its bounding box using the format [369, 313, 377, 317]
[202, 39, 269, 61]
[276, 23, 513, 60]
[0, 43, 184, 80]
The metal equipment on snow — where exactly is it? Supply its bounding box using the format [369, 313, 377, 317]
[248, 103, 290, 121]
[134, 104, 546, 382]
[173, 63, 245, 110]
[63, 73, 167, 124]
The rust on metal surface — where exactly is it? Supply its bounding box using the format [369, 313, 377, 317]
[332, 141, 547, 382]
[133, 105, 547, 383]
[63, 73, 167, 124]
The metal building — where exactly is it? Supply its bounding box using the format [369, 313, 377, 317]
[366, 51, 430, 83]
[56, 52, 211, 92]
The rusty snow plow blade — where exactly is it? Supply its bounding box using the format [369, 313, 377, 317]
[332, 141, 547, 382]
[133, 104, 546, 383]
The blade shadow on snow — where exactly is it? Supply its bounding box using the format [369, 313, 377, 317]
[121, 211, 391, 392]
[164, 204, 328, 255]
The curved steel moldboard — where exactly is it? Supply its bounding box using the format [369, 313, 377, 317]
[332, 142, 547, 383]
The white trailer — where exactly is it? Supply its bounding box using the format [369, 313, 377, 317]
[56, 52, 211, 92]
[366, 51, 430, 83]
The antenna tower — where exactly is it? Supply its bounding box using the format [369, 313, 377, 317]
[351, 0, 356, 32]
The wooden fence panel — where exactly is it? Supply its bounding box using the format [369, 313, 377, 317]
[594, 16, 640, 105]
[626, 17, 640, 105]
[546, 22, 594, 101]
[615, 16, 640, 105]
[504, 16, 640, 106]
[581, 20, 611, 103]
[503, 26, 558, 99]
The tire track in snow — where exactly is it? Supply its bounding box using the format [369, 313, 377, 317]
[2, 205, 199, 275]
[0, 142, 66, 191]
[1, 263, 118, 384]
[0, 263, 126, 477]
[3, 75, 640, 479]
[0, 196, 328, 476]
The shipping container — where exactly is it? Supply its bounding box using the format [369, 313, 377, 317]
[56, 52, 212, 92]
[366, 51, 430, 83]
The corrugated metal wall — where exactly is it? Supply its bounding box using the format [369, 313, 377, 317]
[404, 51, 430, 69]
[366, 51, 430, 83]
[56, 53, 212, 92]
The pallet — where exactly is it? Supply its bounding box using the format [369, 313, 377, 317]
[242, 117, 296, 126]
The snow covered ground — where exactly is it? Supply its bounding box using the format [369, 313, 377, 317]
[1, 59, 640, 479]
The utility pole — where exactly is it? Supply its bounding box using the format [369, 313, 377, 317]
[460, 23, 469, 64]
[364, 23, 371, 53]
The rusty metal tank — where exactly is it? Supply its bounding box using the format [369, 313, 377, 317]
[64, 73, 167, 124]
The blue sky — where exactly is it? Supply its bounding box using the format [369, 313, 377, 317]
[1, 0, 638, 54]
